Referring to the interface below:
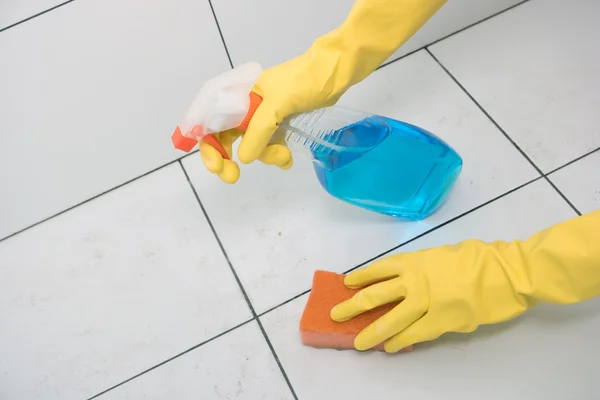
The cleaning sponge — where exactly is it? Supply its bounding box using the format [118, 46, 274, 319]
[300, 270, 412, 352]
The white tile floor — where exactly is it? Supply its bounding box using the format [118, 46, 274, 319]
[0, 0, 229, 238]
[1, 0, 600, 399]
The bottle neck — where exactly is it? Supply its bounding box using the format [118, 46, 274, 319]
[280, 109, 337, 153]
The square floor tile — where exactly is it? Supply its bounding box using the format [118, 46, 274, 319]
[550, 150, 600, 214]
[0, 0, 230, 239]
[212, 0, 525, 68]
[96, 321, 292, 400]
[0, 164, 251, 400]
[182, 50, 538, 314]
[261, 180, 598, 400]
[430, 0, 600, 173]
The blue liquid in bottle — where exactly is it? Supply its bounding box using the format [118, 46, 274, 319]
[310, 116, 462, 220]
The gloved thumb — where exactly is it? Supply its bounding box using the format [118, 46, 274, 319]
[238, 100, 281, 164]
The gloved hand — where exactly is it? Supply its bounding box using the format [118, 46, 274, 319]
[201, 0, 448, 182]
[331, 209, 600, 353]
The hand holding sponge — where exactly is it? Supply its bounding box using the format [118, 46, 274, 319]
[302, 210, 600, 353]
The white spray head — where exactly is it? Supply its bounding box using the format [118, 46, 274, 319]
[172, 62, 263, 152]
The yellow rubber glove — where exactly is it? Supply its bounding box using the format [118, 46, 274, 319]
[331, 209, 600, 353]
[202, 0, 447, 182]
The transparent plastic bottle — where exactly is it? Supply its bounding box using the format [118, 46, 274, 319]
[279, 107, 463, 220]
[171, 62, 462, 220]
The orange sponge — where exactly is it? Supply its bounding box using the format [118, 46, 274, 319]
[300, 270, 413, 352]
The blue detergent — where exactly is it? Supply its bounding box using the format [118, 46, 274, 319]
[310, 116, 462, 220]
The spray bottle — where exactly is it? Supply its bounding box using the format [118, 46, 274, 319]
[172, 63, 462, 220]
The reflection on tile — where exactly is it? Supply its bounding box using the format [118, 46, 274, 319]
[0, 0, 230, 238]
[261, 180, 594, 400]
[97, 321, 293, 400]
[183, 50, 538, 314]
[430, 0, 600, 172]
[0, 164, 251, 399]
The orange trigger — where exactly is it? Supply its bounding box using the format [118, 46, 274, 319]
[201, 134, 230, 160]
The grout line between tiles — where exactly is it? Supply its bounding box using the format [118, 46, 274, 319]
[425, 48, 582, 216]
[258, 288, 312, 319]
[425, 48, 541, 172]
[0, 157, 190, 243]
[0, 0, 76, 33]
[377, 0, 532, 71]
[543, 178, 582, 216]
[546, 146, 600, 176]
[207, 0, 234, 69]
[179, 161, 299, 400]
[257, 175, 543, 318]
[86, 318, 254, 400]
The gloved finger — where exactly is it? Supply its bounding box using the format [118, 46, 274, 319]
[354, 295, 426, 351]
[264, 126, 294, 169]
[238, 100, 280, 164]
[278, 157, 294, 170]
[269, 127, 288, 146]
[217, 159, 240, 184]
[199, 140, 224, 174]
[258, 144, 293, 167]
[219, 129, 242, 158]
[202, 130, 241, 184]
[344, 256, 404, 289]
[384, 315, 441, 353]
[330, 278, 405, 322]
